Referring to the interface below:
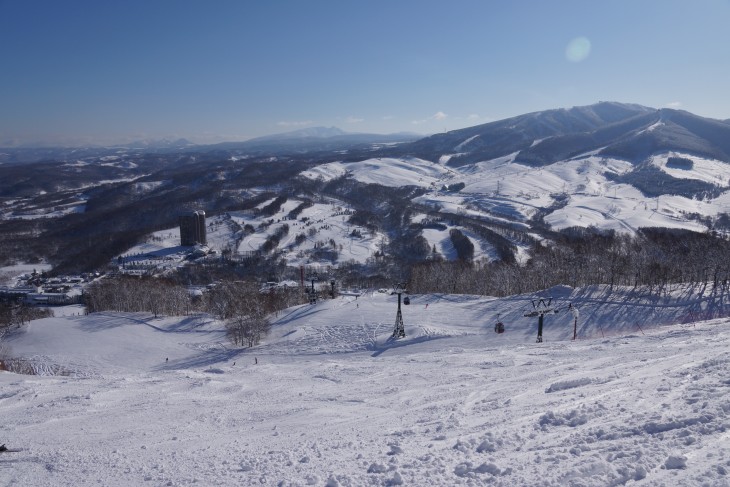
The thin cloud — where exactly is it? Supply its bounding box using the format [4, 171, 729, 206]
[665, 101, 682, 109]
[277, 120, 314, 127]
[412, 111, 448, 125]
[345, 116, 364, 124]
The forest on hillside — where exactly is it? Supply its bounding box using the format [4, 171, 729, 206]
[410, 227, 730, 296]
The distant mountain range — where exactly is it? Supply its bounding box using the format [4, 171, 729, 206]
[0, 132, 405, 165]
[4, 101, 730, 272]
[247, 126, 350, 140]
[0, 128, 421, 161]
[121, 137, 196, 150]
[206, 127, 422, 152]
[396, 102, 730, 167]
[4, 102, 730, 165]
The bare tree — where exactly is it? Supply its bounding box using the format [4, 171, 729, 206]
[85, 277, 194, 316]
[227, 310, 270, 348]
[210, 281, 273, 347]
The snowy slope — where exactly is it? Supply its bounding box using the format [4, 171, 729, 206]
[300, 157, 455, 188]
[418, 223, 498, 262]
[2, 284, 730, 486]
[650, 152, 730, 186]
[301, 152, 730, 240]
[230, 199, 384, 266]
[120, 199, 383, 268]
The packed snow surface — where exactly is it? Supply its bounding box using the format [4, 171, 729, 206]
[2, 284, 730, 486]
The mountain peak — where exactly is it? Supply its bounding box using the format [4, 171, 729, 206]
[401, 101, 730, 167]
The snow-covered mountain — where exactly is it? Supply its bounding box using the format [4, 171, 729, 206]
[289, 102, 730, 246]
[3, 102, 730, 271]
[398, 102, 730, 168]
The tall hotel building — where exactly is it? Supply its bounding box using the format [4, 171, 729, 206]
[179, 210, 207, 246]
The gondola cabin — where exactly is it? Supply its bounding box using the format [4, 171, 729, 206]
[403, 296, 410, 305]
[494, 321, 505, 334]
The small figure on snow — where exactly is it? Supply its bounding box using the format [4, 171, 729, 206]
[255, 357, 258, 365]
[494, 313, 505, 334]
[0, 444, 7, 452]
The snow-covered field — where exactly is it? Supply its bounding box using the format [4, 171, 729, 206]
[2, 284, 730, 486]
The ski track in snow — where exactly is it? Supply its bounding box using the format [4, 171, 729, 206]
[2, 285, 730, 486]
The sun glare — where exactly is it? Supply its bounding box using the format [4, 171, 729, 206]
[565, 36, 591, 63]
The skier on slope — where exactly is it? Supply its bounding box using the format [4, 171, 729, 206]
[0, 444, 20, 453]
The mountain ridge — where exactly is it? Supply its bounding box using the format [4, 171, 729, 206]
[392, 102, 730, 168]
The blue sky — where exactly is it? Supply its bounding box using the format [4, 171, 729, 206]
[1, 0, 729, 146]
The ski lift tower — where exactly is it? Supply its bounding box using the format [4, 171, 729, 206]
[307, 272, 319, 305]
[568, 303, 579, 340]
[523, 297, 557, 343]
[391, 282, 407, 339]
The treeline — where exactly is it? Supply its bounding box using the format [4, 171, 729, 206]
[287, 200, 313, 220]
[388, 225, 432, 264]
[0, 303, 53, 330]
[410, 228, 730, 296]
[85, 276, 305, 347]
[85, 277, 194, 317]
[449, 229, 474, 261]
[259, 196, 288, 217]
[261, 224, 290, 253]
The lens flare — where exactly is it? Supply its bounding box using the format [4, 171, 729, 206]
[566, 37, 591, 62]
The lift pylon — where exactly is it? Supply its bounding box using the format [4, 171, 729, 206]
[523, 297, 557, 343]
[391, 283, 407, 339]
